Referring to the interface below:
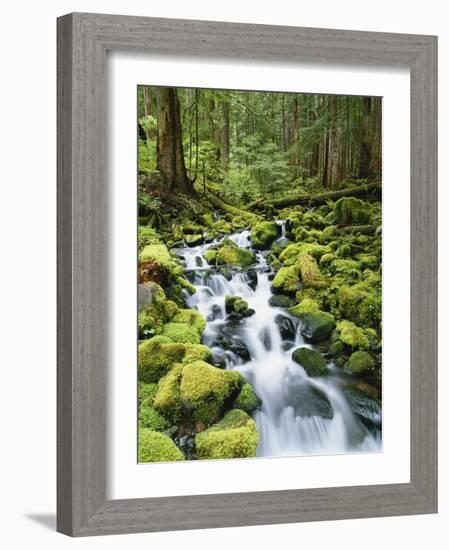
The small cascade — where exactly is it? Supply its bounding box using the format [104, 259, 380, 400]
[176, 225, 381, 458]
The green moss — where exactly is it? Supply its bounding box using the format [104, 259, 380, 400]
[202, 213, 214, 227]
[279, 242, 331, 266]
[233, 383, 262, 413]
[203, 249, 217, 264]
[171, 308, 206, 332]
[139, 243, 173, 266]
[272, 265, 299, 294]
[215, 240, 255, 268]
[345, 350, 375, 374]
[139, 382, 159, 405]
[195, 409, 258, 460]
[212, 219, 233, 235]
[300, 310, 335, 343]
[250, 221, 280, 249]
[292, 347, 328, 377]
[302, 211, 326, 229]
[139, 336, 210, 383]
[139, 402, 170, 431]
[337, 283, 381, 328]
[357, 254, 379, 270]
[334, 197, 372, 226]
[225, 295, 249, 316]
[153, 363, 184, 422]
[185, 233, 204, 246]
[336, 243, 352, 258]
[180, 361, 242, 425]
[296, 253, 328, 289]
[176, 275, 197, 295]
[161, 322, 201, 344]
[330, 258, 361, 280]
[336, 320, 370, 350]
[138, 428, 184, 462]
[320, 253, 337, 267]
[320, 225, 338, 240]
[289, 298, 319, 319]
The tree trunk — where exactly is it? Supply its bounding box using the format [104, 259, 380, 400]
[292, 96, 300, 179]
[359, 97, 372, 178]
[328, 96, 341, 187]
[222, 94, 230, 170]
[369, 97, 382, 177]
[156, 87, 192, 193]
[143, 87, 153, 145]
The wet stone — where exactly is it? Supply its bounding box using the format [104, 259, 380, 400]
[275, 314, 297, 340]
[284, 377, 334, 419]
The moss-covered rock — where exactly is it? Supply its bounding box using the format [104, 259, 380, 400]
[153, 363, 184, 422]
[334, 197, 372, 226]
[289, 298, 320, 319]
[214, 240, 255, 268]
[337, 283, 381, 328]
[250, 221, 280, 249]
[336, 243, 352, 258]
[345, 350, 376, 374]
[300, 310, 335, 342]
[336, 320, 369, 350]
[180, 361, 243, 425]
[137, 283, 179, 339]
[225, 295, 250, 317]
[319, 252, 337, 267]
[296, 252, 328, 289]
[161, 322, 202, 344]
[233, 383, 262, 413]
[139, 382, 159, 405]
[268, 294, 295, 308]
[171, 308, 206, 332]
[139, 336, 210, 383]
[330, 258, 361, 280]
[203, 249, 217, 264]
[279, 243, 331, 266]
[185, 233, 204, 247]
[271, 265, 299, 295]
[195, 409, 258, 460]
[138, 428, 184, 462]
[292, 347, 328, 377]
[139, 401, 170, 431]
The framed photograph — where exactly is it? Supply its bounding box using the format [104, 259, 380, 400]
[57, 13, 437, 536]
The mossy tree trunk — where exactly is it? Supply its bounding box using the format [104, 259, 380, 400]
[157, 87, 192, 194]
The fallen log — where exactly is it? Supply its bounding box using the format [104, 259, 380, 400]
[205, 190, 260, 221]
[339, 224, 379, 235]
[266, 181, 381, 209]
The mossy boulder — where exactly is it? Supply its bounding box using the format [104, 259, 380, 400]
[334, 197, 372, 226]
[345, 350, 376, 374]
[139, 401, 170, 431]
[203, 249, 217, 264]
[336, 243, 352, 258]
[233, 383, 262, 413]
[185, 233, 204, 247]
[330, 258, 361, 280]
[195, 409, 259, 460]
[139, 336, 210, 383]
[296, 252, 328, 289]
[337, 283, 381, 328]
[214, 240, 255, 268]
[300, 310, 335, 343]
[180, 361, 243, 425]
[138, 428, 184, 462]
[138, 382, 158, 406]
[250, 221, 280, 249]
[225, 295, 251, 318]
[279, 243, 331, 266]
[292, 347, 328, 377]
[289, 298, 320, 319]
[153, 363, 184, 422]
[268, 294, 295, 308]
[137, 283, 179, 339]
[272, 265, 299, 295]
[161, 322, 202, 344]
[336, 320, 370, 350]
[171, 308, 206, 332]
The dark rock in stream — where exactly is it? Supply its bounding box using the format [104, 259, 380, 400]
[246, 269, 258, 290]
[174, 434, 196, 460]
[258, 328, 272, 351]
[212, 334, 251, 362]
[207, 304, 223, 322]
[218, 266, 233, 281]
[195, 256, 203, 267]
[210, 347, 228, 369]
[275, 314, 297, 340]
[343, 386, 382, 429]
[284, 378, 334, 419]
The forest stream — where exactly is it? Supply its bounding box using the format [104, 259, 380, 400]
[177, 221, 381, 457]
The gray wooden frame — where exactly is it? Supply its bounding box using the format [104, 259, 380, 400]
[57, 12, 438, 537]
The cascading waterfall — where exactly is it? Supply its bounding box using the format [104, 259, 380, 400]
[177, 224, 381, 458]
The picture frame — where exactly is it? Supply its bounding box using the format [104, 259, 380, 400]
[57, 12, 438, 536]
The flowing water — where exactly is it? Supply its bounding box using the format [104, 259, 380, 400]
[176, 223, 381, 458]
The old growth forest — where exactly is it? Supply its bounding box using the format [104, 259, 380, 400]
[137, 86, 382, 463]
